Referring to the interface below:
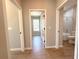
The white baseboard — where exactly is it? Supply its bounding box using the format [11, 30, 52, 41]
[59, 45, 63, 47]
[10, 45, 63, 51]
[10, 48, 22, 51]
[45, 46, 56, 48]
[10, 48, 32, 51]
[24, 48, 32, 50]
[45, 45, 63, 49]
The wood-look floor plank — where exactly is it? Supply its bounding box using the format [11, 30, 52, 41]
[11, 36, 74, 59]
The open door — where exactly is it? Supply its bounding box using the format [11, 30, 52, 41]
[40, 12, 46, 46]
[59, 8, 64, 47]
[6, 0, 24, 51]
[18, 8, 24, 51]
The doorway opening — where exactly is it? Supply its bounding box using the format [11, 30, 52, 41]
[29, 9, 46, 50]
[57, 0, 77, 59]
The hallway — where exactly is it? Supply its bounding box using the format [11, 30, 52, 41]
[0, 0, 78, 59]
[11, 37, 74, 59]
[32, 36, 44, 52]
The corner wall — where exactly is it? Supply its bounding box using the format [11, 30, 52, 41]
[0, 0, 10, 59]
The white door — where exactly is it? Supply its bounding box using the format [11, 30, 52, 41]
[6, 0, 24, 51]
[40, 13, 46, 47]
[59, 8, 64, 46]
[18, 8, 24, 51]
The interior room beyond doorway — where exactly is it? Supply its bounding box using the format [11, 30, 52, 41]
[30, 9, 46, 50]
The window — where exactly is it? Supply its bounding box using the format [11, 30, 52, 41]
[33, 19, 40, 31]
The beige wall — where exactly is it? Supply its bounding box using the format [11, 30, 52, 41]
[16, 0, 21, 5]
[0, 0, 9, 59]
[22, 0, 56, 48]
[11, 0, 21, 8]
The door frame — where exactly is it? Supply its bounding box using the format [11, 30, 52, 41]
[56, 0, 68, 48]
[74, 1, 78, 59]
[56, 0, 78, 59]
[18, 8, 24, 51]
[29, 9, 47, 48]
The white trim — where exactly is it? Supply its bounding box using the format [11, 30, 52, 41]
[56, 10, 60, 48]
[74, 1, 78, 59]
[45, 45, 63, 49]
[29, 9, 32, 48]
[18, 8, 24, 52]
[10, 48, 22, 51]
[10, 48, 32, 51]
[45, 46, 56, 48]
[29, 9, 47, 49]
[56, 0, 68, 48]
[24, 48, 32, 50]
[59, 45, 63, 47]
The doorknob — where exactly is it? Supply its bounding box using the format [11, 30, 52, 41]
[58, 30, 60, 32]
[20, 32, 22, 34]
[44, 40, 45, 43]
[44, 28, 45, 30]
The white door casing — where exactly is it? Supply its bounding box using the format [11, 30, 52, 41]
[29, 9, 47, 48]
[56, 0, 68, 48]
[74, 1, 78, 59]
[18, 8, 24, 52]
